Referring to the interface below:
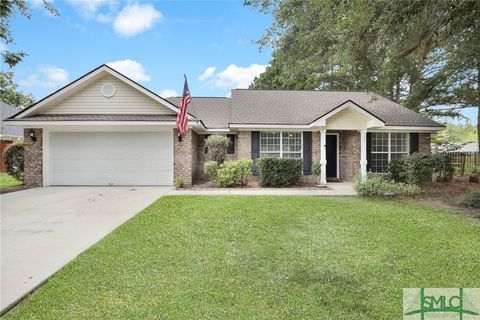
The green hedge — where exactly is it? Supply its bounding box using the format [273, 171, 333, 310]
[257, 157, 303, 187]
[354, 173, 423, 197]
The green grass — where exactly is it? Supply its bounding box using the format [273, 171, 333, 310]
[5, 196, 480, 319]
[0, 172, 22, 189]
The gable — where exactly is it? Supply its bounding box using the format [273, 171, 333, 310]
[325, 107, 370, 129]
[43, 74, 176, 115]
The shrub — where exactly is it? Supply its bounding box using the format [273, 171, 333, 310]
[205, 135, 230, 163]
[257, 157, 303, 187]
[312, 163, 321, 177]
[174, 178, 185, 188]
[431, 153, 454, 181]
[403, 153, 433, 186]
[464, 189, 480, 207]
[231, 159, 253, 186]
[387, 159, 406, 183]
[354, 173, 422, 197]
[3, 143, 24, 180]
[204, 161, 219, 182]
[216, 161, 237, 187]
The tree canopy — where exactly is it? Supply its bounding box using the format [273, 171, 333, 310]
[247, 0, 480, 141]
[0, 0, 58, 108]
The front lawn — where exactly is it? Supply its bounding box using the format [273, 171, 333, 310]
[5, 196, 480, 319]
[0, 172, 22, 189]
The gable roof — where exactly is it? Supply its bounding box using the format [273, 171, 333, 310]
[11, 64, 192, 119]
[167, 97, 230, 128]
[1, 103, 23, 138]
[230, 89, 441, 127]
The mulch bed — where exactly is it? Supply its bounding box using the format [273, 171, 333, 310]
[419, 176, 480, 218]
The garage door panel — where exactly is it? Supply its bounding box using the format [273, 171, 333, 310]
[49, 132, 173, 185]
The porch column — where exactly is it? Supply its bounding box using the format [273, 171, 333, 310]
[360, 129, 367, 181]
[320, 127, 327, 185]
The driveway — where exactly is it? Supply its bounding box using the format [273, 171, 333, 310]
[0, 186, 171, 314]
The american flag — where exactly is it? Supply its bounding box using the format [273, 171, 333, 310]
[176, 75, 191, 137]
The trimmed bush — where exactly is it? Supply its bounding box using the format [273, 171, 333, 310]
[464, 189, 480, 207]
[3, 143, 24, 180]
[174, 178, 185, 188]
[205, 135, 230, 163]
[204, 161, 219, 182]
[403, 153, 433, 186]
[257, 157, 303, 187]
[431, 153, 454, 181]
[354, 173, 422, 197]
[216, 162, 237, 187]
[387, 159, 406, 183]
[231, 159, 253, 186]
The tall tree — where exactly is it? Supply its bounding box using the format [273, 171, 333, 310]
[0, 0, 58, 108]
[247, 0, 480, 147]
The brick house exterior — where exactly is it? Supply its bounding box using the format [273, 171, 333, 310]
[5, 65, 443, 188]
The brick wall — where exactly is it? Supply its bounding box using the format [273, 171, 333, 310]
[419, 133, 431, 154]
[174, 129, 195, 186]
[237, 131, 251, 160]
[24, 128, 43, 187]
[338, 131, 361, 181]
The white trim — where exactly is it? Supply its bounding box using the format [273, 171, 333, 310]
[5, 121, 203, 127]
[15, 66, 193, 119]
[42, 129, 50, 187]
[371, 126, 444, 132]
[360, 129, 367, 181]
[230, 124, 310, 129]
[319, 128, 327, 185]
[326, 133, 339, 179]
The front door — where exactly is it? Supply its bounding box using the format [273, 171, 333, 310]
[326, 134, 338, 179]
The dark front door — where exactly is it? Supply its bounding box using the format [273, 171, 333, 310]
[326, 134, 338, 179]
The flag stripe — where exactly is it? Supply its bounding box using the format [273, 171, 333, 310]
[176, 76, 191, 136]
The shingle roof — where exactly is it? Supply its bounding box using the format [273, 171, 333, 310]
[167, 97, 230, 128]
[15, 114, 179, 121]
[230, 89, 442, 127]
[1, 103, 23, 138]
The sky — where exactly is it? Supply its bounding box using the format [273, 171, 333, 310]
[4, 0, 476, 124]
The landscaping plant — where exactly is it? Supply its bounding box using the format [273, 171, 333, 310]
[204, 161, 219, 182]
[216, 161, 237, 187]
[387, 159, 406, 183]
[464, 189, 480, 207]
[231, 159, 253, 186]
[431, 153, 454, 182]
[3, 143, 24, 180]
[174, 178, 185, 188]
[403, 153, 433, 186]
[354, 173, 422, 197]
[469, 167, 479, 183]
[205, 135, 230, 163]
[257, 157, 302, 187]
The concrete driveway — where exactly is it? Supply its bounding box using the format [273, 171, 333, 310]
[0, 186, 171, 314]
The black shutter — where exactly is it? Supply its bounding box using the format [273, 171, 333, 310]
[303, 132, 312, 175]
[251, 131, 260, 175]
[410, 133, 419, 154]
[366, 132, 372, 171]
[227, 134, 235, 154]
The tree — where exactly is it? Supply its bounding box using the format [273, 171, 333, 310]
[247, 0, 480, 148]
[432, 123, 477, 146]
[0, 0, 58, 107]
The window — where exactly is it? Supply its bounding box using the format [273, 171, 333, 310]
[227, 134, 235, 154]
[260, 132, 302, 158]
[371, 132, 409, 173]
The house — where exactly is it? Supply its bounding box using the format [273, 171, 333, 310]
[1, 103, 24, 172]
[5, 65, 444, 187]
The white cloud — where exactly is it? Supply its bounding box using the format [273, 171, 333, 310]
[198, 66, 216, 81]
[19, 65, 69, 89]
[199, 64, 267, 89]
[160, 89, 178, 98]
[96, 13, 112, 23]
[0, 43, 6, 52]
[67, 0, 115, 18]
[113, 3, 162, 37]
[107, 59, 151, 82]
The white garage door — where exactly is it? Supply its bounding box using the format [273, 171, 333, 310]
[49, 131, 173, 185]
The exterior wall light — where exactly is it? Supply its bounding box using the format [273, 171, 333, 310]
[29, 129, 37, 142]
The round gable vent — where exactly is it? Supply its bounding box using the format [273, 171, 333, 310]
[101, 83, 116, 98]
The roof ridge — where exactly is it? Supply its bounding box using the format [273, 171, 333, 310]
[233, 88, 370, 93]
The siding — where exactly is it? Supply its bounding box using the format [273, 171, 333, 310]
[44, 75, 176, 115]
[326, 107, 368, 130]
